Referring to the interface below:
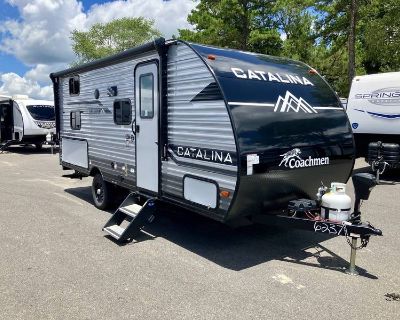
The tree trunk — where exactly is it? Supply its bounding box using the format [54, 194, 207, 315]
[348, 0, 357, 87]
[240, 0, 250, 50]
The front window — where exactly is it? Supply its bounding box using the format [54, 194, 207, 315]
[26, 105, 55, 121]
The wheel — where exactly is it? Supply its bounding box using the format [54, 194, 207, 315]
[91, 173, 113, 210]
[35, 143, 43, 150]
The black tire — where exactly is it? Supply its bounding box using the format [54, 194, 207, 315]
[91, 173, 113, 210]
[35, 143, 43, 150]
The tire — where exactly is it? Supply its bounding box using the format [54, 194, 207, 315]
[35, 143, 43, 150]
[91, 173, 113, 210]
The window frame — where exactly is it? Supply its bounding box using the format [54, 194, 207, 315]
[113, 98, 132, 125]
[68, 75, 80, 96]
[139, 73, 154, 119]
[70, 111, 82, 130]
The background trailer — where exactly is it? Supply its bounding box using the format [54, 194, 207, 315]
[346, 72, 400, 172]
[0, 95, 55, 151]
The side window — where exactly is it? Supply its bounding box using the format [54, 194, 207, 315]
[70, 111, 81, 130]
[113, 99, 132, 125]
[139, 73, 154, 119]
[69, 76, 80, 95]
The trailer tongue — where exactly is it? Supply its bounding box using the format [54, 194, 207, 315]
[253, 172, 382, 275]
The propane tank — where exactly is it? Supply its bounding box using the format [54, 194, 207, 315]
[321, 182, 352, 222]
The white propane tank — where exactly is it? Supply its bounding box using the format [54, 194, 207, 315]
[321, 182, 352, 222]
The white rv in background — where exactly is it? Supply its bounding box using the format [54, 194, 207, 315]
[0, 95, 56, 150]
[346, 72, 400, 160]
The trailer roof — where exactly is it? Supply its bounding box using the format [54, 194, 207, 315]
[50, 37, 165, 79]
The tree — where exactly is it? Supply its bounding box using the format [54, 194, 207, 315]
[178, 0, 283, 55]
[71, 17, 161, 64]
[361, 0, 400, 72]
[271, 0, 316, 62]
[180, 0, 400, 96]
[348, 0, 358, 86]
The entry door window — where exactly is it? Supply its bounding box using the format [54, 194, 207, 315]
[139, 74, 154, 119]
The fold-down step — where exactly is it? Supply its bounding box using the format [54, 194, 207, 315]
[103, 193, 156, 242]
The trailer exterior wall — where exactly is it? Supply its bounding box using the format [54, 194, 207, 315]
[59, 50, 159, 188]
[161, 43, 237, 220]
[187, 43, 355, 219]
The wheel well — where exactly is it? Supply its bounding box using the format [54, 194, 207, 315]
[89, 167, 101, 177]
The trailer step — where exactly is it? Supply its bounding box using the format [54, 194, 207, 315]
[102, 193, 156, 242]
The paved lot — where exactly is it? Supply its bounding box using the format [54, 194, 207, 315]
[0, 146, 399, 320]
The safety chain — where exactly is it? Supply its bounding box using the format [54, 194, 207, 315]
[372, 157, 389, 175]
[342, 222, 370, 250]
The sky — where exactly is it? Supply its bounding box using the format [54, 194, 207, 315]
[0, 0, 196, 100]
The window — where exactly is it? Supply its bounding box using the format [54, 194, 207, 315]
[139, 73, 154, 118]
[113, 99, 132, 125]
[69, 76, 80, 95]
[70, 111, 81, 130]
[26, 105, 55, 121]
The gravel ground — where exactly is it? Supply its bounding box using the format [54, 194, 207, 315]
[0, 146, 399, 320]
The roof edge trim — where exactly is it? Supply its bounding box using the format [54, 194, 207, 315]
[50, 37, 165, 79]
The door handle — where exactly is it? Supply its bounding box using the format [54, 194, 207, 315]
[135, 125, 140, 133]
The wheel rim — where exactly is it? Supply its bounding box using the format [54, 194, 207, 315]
[94, 180, 104, 203]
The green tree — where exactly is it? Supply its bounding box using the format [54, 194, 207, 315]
[178, 0, 283, 55]
[361, 0, 400, 73]
[180, 0, 400, 96]
[271, 0, 315, 62]
[71, 17, 161, 64]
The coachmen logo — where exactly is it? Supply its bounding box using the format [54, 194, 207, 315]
[274, 91, 317, 113]
[279, 148, 329, 169]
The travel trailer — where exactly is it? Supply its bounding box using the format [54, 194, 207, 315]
[346, 72, 400, 169]
[0, 95, 55, 150]
[51, 38, 382, 273]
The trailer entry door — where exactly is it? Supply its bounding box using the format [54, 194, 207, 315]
[0, 102, 13, 142]
[135, 62, 159, 193]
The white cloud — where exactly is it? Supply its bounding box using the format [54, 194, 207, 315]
[1, 0, 196, 66]
[85, 0, 196, 39]
[0, 72, 53, 100]
[1, 0, 86, 65]
[24, 63, 64, 84]
[0, 0, 196, 98]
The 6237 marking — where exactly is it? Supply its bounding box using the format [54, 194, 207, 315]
[313, 221, 344, 236]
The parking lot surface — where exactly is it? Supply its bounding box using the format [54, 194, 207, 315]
[0, 146, 399, 320]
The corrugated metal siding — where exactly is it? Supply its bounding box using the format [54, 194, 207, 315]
[162, 43, 237, 217]
[59, 52, 158, 182]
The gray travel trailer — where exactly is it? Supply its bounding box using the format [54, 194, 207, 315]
[51, 38, 382, 272]
[0, 94, 55, 150]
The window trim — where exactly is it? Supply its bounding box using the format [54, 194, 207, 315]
[139, 73, 154, 119]
[70, 111, 81, 130]
[68, 75, 80, 96]
[113, 98, 132, 125]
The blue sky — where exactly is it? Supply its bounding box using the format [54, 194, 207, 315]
[0, 0, 195, 98]
[0, 1, 24, 74]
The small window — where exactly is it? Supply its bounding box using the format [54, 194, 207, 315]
[139, 73, 154, 118]
[114, 99, 132, 125]
[70, 111, 81, 130]
[69, 76, 80, 95]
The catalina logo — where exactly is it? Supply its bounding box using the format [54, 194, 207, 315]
[279, 148, 329, 169]
[231, 68, 314, 86]
[352, 123, 359, 129]
[274, 91, 318, 113]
